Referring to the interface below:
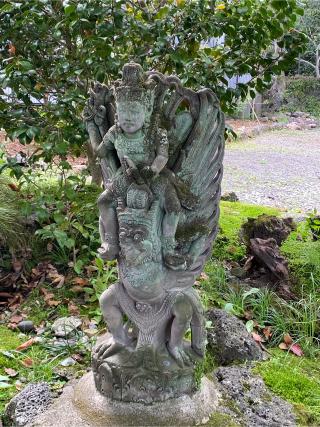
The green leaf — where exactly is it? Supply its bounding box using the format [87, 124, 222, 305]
[155, 6, 169, 20]
[0, 3, 15, 13]
[246, 320, 254, 333]
[0, 382, 12, 389]
[83, 287, 94, 295]
[26, 126, 38, 139]
[18, 61, 33, 72]
[224, 303, 234, 314]
[95, 257, 104, 271]
[271, 0, 284, 10]
[295, 7, 304, 16]
[64, 4, 76, 15]
[0, 375, 10, 382]
[74, 259, 84, 274]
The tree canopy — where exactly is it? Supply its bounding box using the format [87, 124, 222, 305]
[0, 0, 305, 176]
[295, 0, 320, 78]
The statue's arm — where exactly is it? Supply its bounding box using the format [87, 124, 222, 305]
[151, 129, 169, 175]
[95, 127, 120, 176]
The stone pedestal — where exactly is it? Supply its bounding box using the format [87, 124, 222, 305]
[92, 334, 198, 404]
[30, 372, 219, 427]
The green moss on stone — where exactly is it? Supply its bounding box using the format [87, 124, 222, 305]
[207, 412, 240, 426]
[194, 351, 216, 389]
[176, 220, 209, 242]
[255, 350, 320, 425]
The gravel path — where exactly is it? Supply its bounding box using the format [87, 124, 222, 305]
[222, 128, 320, 214]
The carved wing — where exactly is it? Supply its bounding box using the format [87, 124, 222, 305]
[174, 88, 225, 271]
[82, 82, 116, 184]
[147, 73, 225, 288]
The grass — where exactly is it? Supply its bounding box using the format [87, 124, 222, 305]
[0, 326, 61, 415]
[0, 177, 26, 251]
[256, 350, 320, 426]
[281, 221, 320, 290]
[0, 324, 92, 417]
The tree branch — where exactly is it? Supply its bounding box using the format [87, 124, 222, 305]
[296, 57, 317, 70]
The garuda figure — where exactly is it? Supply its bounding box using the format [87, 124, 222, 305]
[83, 63, 225, 404]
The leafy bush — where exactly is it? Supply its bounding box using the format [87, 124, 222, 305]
[306, 210, 320, 241]
[21, 172, 101, 270]
[282, 76, 320, 116]
[0, 0, 306, 179]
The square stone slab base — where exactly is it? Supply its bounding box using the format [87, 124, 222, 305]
[30, 371, 219, 426]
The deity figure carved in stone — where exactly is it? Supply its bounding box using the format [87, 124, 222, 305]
[83, 63, 225, 404]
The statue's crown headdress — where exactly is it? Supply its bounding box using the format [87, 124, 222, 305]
[114, 63, 156, 107]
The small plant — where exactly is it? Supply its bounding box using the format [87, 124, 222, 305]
[84, 258, 118, 322]
[24, 173, 101, 268]
[306, 210, 320, 241]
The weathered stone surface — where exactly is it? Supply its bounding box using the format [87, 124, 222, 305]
[51, 316, 82, 337]
[241, 215, 295, 247]
[92, 332, 202, 404]
[230, 266, 247, 279]
[287, 122, 302, 130]
[82, 63, 225, 403]
[215, 366, 296, 426]
[206, 309, 264, 365]
[221, 191, 239, 202]
[17, 320, 35, 333]
[5, 382, 51, 426]
[30, 372, 219, 427]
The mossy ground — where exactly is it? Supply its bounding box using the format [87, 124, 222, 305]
[256, 350, 320, 426]
[207, 412, 240, 427]
[281, 221, 320, 290]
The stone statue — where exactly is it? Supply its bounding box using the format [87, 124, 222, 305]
[83, 63, 225, 404]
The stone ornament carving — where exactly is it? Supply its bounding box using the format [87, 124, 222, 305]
[83, 63, 225, 404]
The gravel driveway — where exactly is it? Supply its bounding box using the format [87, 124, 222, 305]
[222, 129, 320, 214]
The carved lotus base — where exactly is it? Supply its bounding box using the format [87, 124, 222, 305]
[32, 370, 220, 426]
[92, 335, 199, 404]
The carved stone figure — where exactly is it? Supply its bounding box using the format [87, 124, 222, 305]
[83, 63, 225, 404]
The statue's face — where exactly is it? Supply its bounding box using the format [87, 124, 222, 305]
[117, 101, 146, 134]
[119, 225, 153, 266]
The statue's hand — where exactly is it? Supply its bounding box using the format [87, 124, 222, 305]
[167, 344, 193, 368]
[92, 341, 112, 369]
[141, 165, 157, 181]
[122, 156, 145, 185]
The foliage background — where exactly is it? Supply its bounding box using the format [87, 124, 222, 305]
[0, 0, 305, 176]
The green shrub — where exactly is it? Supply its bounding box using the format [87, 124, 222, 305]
[282, 76, 320, 117]
[21, 173, 101, 271]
